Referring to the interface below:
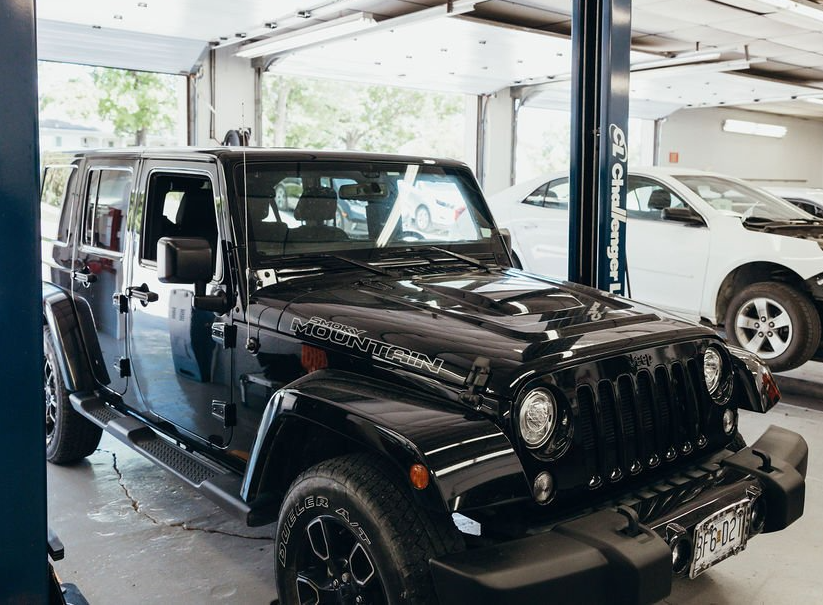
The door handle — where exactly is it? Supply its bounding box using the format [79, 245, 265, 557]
[126, 283, 159, 306]
[72, 267, 97, 286]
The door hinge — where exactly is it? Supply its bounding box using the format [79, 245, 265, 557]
[211, 322, 237, 349]
[112, 293, 129, 314]
[211, 400, 237, 428]
[460, 356, 491, 408]
[115, 357, 131, 378]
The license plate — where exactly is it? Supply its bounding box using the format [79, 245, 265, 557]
[690, 499, 750, 578]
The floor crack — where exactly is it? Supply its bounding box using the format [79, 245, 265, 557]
[101, 449, 271, 542]
[108, 451, 161, 525]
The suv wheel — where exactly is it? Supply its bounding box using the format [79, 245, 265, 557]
[724, 282, 821, 372]
[275, 454, 463, 604]
[44, 327, 103, 464]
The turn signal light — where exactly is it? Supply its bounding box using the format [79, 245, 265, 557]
[409, 463, 430, 490]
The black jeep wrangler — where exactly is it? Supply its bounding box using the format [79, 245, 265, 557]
[41, 148, 806, 604]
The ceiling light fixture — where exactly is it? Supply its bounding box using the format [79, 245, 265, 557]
[235, 1, 481, 59]
[804, 97, 823, 105]
[235, 12, 377, 58]
[760, 0, 823, 24]
[722, 119, 787, 138]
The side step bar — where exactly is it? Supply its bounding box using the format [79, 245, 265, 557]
[70, 392, 259, 524]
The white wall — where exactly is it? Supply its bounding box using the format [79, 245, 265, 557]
[658, 107, 823, 187]
[193, 46, 256, 146]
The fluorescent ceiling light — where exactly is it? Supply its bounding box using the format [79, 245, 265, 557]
[632, 58, 759, 79]
[722, 119, 787, 138]
[804, 97, 823, 105]
[235, 1, 481, 59]
[236, 12, 376, 58]
[760, 0, 823, 24]
[632, 51, 722, 72]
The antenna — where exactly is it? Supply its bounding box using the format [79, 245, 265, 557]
[239, 102, 254, 352]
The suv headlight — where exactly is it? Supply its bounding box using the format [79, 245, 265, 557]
[519, 388, 556, 448]
[704, 347, 723, 395]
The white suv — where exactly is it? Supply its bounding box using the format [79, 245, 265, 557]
[489, 166, 823, 371]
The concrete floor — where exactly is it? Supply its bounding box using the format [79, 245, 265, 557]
[49, 371, 823, 605]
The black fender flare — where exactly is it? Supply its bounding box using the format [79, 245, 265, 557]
[728, 344, 780, 413]
[42, 282, 110, 392]
[241, 370, 531, 524]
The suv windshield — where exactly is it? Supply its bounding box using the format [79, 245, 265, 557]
[673, 174, 812, 221]
[232, 161, 495, 266]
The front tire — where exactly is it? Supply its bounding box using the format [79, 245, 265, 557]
[275, 454, 463, 605]
[724, 282, 821, 372]
[44, 327, 102, 464]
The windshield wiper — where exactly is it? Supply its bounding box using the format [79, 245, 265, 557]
[427, 245, 491, 271]
[743, 216, 823, 230]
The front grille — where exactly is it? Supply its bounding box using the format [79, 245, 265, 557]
[574, 355, 714, 489]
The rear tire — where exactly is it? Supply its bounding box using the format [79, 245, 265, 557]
[275, 454, 463, 604]
[724, 282, 820, 372]
[44, 327, 102, 464]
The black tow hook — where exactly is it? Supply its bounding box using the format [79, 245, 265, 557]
[616, 505, 641, 537]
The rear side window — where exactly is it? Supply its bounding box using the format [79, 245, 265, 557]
[82, 168, 132, 253]
[40, 165, 76, 242]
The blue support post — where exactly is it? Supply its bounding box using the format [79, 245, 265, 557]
[0, 0, 48, 601]
[569, 0, 631, 295]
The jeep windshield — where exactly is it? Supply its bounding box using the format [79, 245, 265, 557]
[232, 161, 496, 266]
[673, 174, 813, 222]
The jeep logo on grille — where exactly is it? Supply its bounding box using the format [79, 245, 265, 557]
[628, 353, 653, 371]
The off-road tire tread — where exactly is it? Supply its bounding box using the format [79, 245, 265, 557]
[724, 281, 821, 372]
[285, 453, 464, 604]
[44, 328, 102, 464]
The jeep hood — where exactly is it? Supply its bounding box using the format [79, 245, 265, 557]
[257, 268, 712, 396]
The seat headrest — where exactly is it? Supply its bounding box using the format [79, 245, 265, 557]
[294, 187, 337, 222]
[647, 189, 672, 211]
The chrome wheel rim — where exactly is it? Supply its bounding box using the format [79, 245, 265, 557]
[734, 297, 792, 359]
[275, 187, 287, 209]
[44, 357, 58, 446]
[415, 206, 430, 231]
[294, 516, 387, 605]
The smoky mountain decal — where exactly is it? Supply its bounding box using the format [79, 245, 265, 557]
[291, 316, 445, 375]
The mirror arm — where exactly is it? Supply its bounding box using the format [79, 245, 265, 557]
[194, 289, 230, 314]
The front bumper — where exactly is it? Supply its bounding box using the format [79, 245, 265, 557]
[430, 425, 807, 605]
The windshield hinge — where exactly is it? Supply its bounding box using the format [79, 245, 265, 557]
[460, 356, 491, 408]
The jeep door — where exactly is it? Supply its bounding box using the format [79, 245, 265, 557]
[126, 161, 234, 448]
[72, 158, 135, 396]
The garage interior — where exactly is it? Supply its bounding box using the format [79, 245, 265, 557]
[4, 0, 823, 603]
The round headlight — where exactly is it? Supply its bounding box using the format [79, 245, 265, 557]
[703, 348, 723, 394]
[519, 389, 556, 448]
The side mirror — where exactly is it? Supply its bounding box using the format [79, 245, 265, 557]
[661, 207, 704, 226]
[157, 237, 212, 290]
[157, 237, 229, 313]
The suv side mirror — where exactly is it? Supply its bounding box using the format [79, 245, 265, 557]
[157, 237, 229, 313]
[661, 207, 705, 226]
[157, 237, 212, 289]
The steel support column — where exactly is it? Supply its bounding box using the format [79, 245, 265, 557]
[568, 0, 631, 294]
[0, 0, 48, 601]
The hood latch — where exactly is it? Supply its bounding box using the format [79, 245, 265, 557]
[460, 356, 491, 408]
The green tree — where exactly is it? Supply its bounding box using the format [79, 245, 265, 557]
[264, 75, 464, 157]
[92, 68, 177, 145]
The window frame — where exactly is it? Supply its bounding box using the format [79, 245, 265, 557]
[139, 167, 222, 281]
[78, 166, 133, 257]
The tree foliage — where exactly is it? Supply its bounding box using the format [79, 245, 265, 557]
[92, 68, 177, 145]
[264, 75, 465, 158]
